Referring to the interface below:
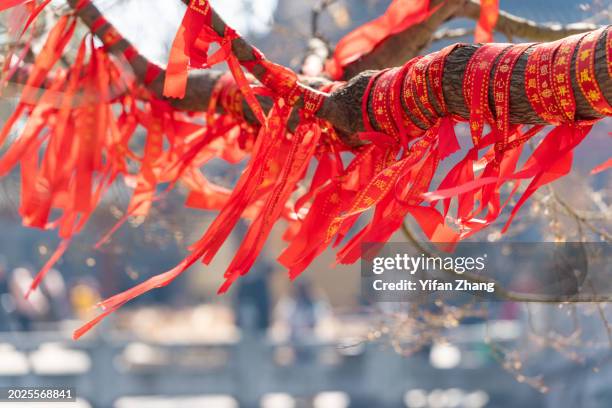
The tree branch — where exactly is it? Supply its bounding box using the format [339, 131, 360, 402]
[339, 0, 599, 79]
[459, 0, 600, 42]
[60, 1, 612, 142]
[340, 0, 465, 79]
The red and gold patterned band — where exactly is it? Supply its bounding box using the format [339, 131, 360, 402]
[492, 43, 533, 151]
[402, 58, 431, 130]
[301, 88, 326, 117]
[371, 68, 401, 137]
[535, 42, 566, 123]
[362, 70, 386, 132]
[607, 27, 612, 79]
[463, 43, 512, 146]
[391, 60, 424, 142]
[576, 27, 612, 116]
[410, 53, 437, 125]
[428, 44, 463, 116]
[90, 16, 107, 33]
[552, 33, 588, 122]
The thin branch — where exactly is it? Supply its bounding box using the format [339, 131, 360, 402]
[340, 0, 600, 78]
[459, 0, 600, 42]
[311, 0, 337, 38]
[549, 188, 612, 242]
[432, 27, 474, 42]
[300, 0, 337, 77]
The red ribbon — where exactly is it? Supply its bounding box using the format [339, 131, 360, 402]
[325, 0, 438, 79]
[576, 27, 612, 116]
[164, 0, 213, 98]
[474, 0, 499, 43]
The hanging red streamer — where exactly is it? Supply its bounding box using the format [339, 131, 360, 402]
[325, 0, 437, 79]
[474, 0, 499, 43]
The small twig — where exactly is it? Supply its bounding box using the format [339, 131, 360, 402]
[549, 188, 612, 242]
[432, 27, 474, 42]
[311, 0, 336, 38]
[585, 278, 612, 348]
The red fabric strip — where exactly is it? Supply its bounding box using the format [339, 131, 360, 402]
[552, 33, 588, 122]
[325, 0, 438, 79]
[575, 27, 612, 115]
[525, 41, 564, 123]
[474, 0, 499, 43]
[463, 43, 511, 146]
[164, 0, 212, 98]
[492, 43, 533, 153]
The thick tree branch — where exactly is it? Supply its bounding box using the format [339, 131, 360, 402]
[64, 1, 611, 141]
